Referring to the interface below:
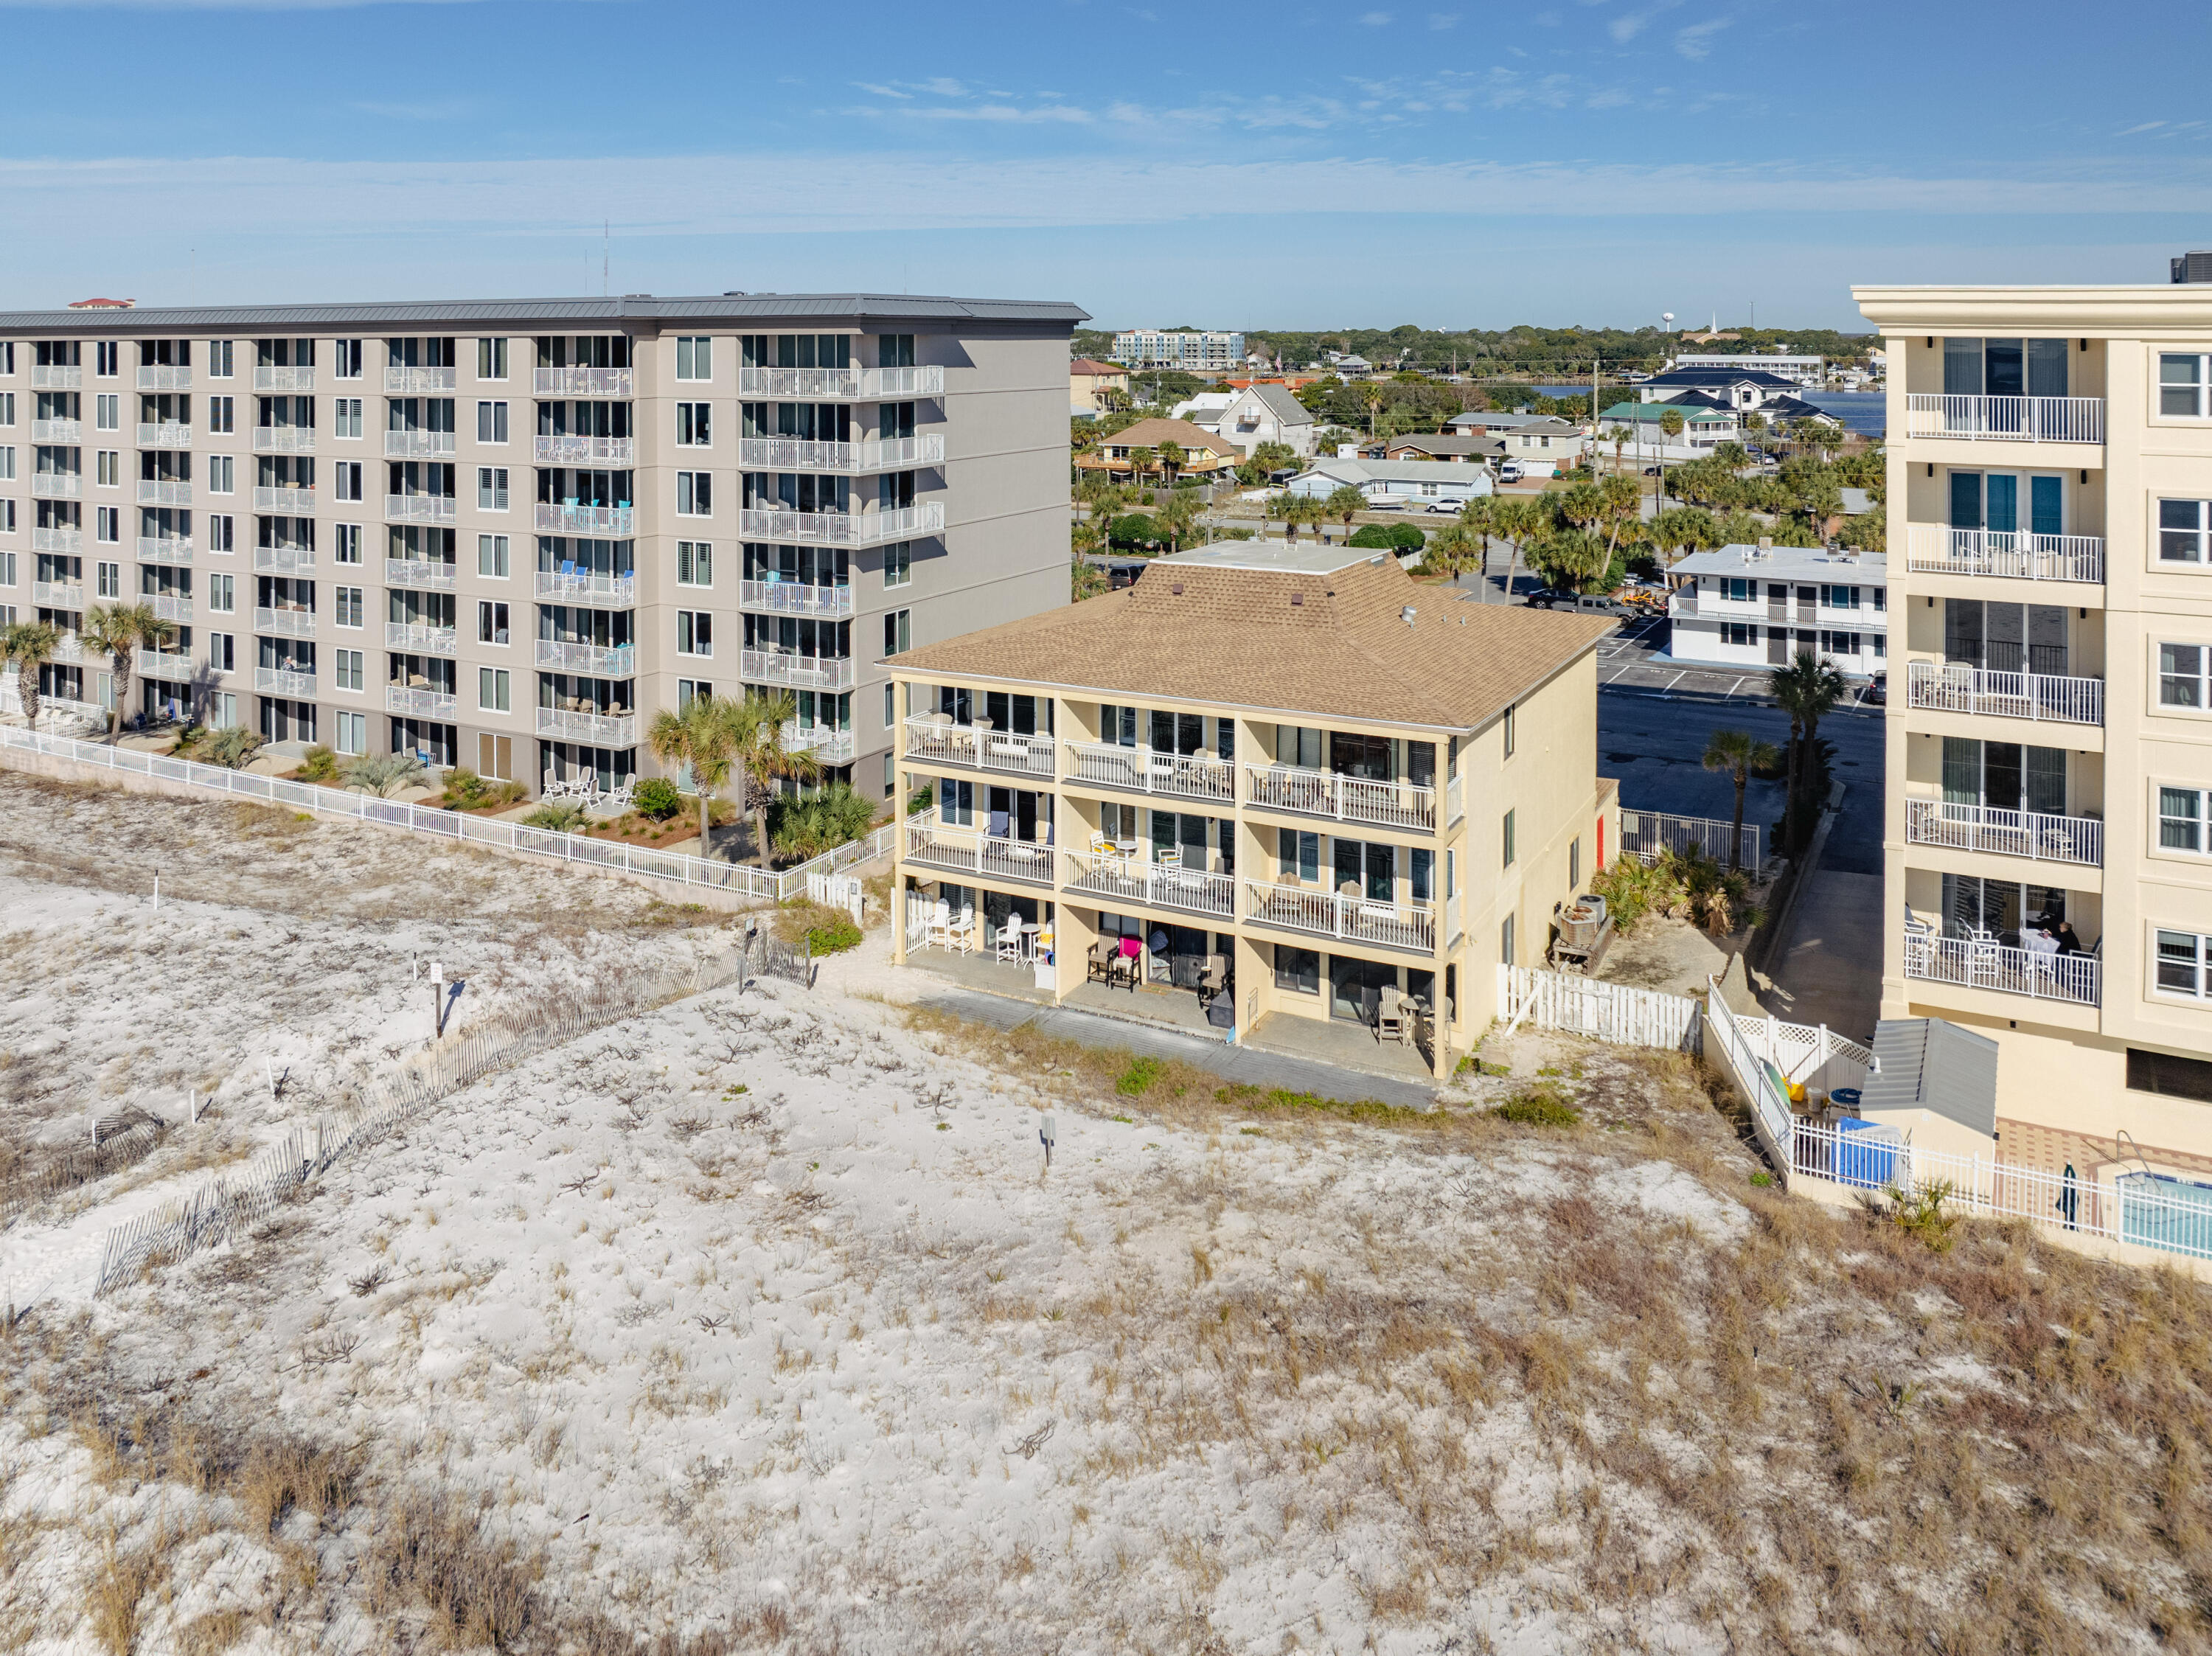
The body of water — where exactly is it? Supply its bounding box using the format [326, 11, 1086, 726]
[1518, 385, 1887, 437]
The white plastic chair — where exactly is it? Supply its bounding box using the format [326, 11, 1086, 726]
[925, 900, 953, 951]
[996, 916, 1024, 961]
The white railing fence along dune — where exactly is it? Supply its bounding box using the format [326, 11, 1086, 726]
[1495, 964, 1703, 1052]
[1618, 809, 1760, 871]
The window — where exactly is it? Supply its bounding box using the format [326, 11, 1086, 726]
[676, 402, 712, 446]
[333, 397, 363, 440]
[677, 678, 712, 710]
[883, 753, 895, 796]
[1500, 913, 1516, 967]
[333, 523, 361, 565]
[96, 450, 120, 487]
[207, 395, 234, 434]
[208, 573, 234, 612]
[0, 394, 12, 425]
[2160, 354, 2208, 420]
[478, 600, 509, 644]
[207, 515, 234, 554]
[2129, 1048, 2212, 1104]
[675, 336, 712, 380]
[2157, 930, 2211, 998]
[1502, 808, 1516, 868]
[1278, 827, 1320, 883]
[677, 610, 712, 655]
[884, 540, 911, 587]
[95, 341, 118, 378]
[96, 559, 119, 595]
[1273, 944, 1321, 995]
[677, 540, 711, 585]
[0, 503, 10, 535]
[1502, 703, 1515, 758]
[209, 691, 237, 727]
[1820, 584, 1860, 610]
[475, 466, 508, 510]
[334, 340, 364, 380]
[335, 586, 364, 628]
[2160, 643, 2207, 709]
[476, 338, 508, 381]
[208, 455, 234, 495]
[334, 648, 364, 691]
[1721, 620, 1756, 648]
[477, 400, 509, 443]
[883, 608, 910, 656]
[2161, 499, 2209, 563]
[478, 533, 509, 577]
[333, 462, 364, 502]
[676, 470, 711, 515]
[479, 667, 511, 711]
[0, 446, 11, 482]
[96, 509, 119, 546]
[209, 632, 235, 672]
[335, 709, 366, 754]
[95, 393, 119, 431]
[197, 340, 229, 380]
[883, 682, 896, 728]
[1569, 835, 1581, 890]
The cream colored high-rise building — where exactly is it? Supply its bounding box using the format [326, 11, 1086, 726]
[1856, 265, 2212, 1180]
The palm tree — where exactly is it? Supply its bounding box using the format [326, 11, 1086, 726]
[1155, 440, 1186, 488]
[1657, 408, 1685, 507]
[1126, 446, 1157, 491]
[1596, 473, 1642, 567]
[1534, 526, 1610, 592]
[730, 690, 821, 869]
[1, 620, 61, 731]
[1363, 383, 1387, 437]
[82, 602, 175, 742]
[1493, 495, 1539, 602]
[1701, 728, 1780, 871]
[647, 692, 742, 847]
[1425, 521, 1481, 585]
[1458, 496, 1498, 599]
[1768, 650, 1847, 855]
[1156, 487, 1200, 554]
[1324, 484, 1366, 545]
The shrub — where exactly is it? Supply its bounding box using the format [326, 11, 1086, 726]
[632, 776, 684, 821]
[1887, 1180, 1961, 1252]
[523, 801, 588, 833]
[769, 782, 878, 861]
[1115, 1056, 1164, 1097]
[907, 783, 934, 816]
[437, 768, 526, 811]
[341, 753, 427, 799]
[296, 745, 340, 783]
[773, 899, 863, 954]
[194, 726, 264, 770]
[1491, 1088, 1582, 1127]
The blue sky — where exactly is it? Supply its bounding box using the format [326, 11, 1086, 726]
[2, 0, 2208, 329]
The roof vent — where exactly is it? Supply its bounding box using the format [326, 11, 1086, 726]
[2174, 251, 2212, 284]
[1170, 583, 1184, 595]
[1290, 592, 1304, 607]
[1401, 605, 1417, 627]
[1758, 535, 1774, 553]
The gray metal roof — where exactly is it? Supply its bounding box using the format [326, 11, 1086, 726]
[0, 292, 1088, 335]
[1863, 1017, 1998, 1138]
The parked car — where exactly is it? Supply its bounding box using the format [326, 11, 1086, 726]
[1565, 593, 1637, 618]
[1863, 670, 1888, 706]
[1422, 500, 1462, 514]
[1523, 586, 1573, 608]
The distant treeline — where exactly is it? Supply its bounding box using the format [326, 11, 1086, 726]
[1071, 324, 1877, 373]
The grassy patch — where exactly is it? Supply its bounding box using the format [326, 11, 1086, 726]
[1114, 1056, 1165, 1097]
[1490, 1085, 1583, 1127]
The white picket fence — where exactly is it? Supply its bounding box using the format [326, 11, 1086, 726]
[0, 723, 894, 904]
[1495, 964, 1703, 1054]
[807, 871, 865, 926]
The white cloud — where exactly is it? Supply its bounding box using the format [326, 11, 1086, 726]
[1427, 10, 1459, 26]
[2116, 120, 2164, 136]
[1674, 15, 1729, 58]
[1360, 8, 1392, 21]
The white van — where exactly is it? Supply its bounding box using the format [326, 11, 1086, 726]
[1497, 461, 1525, 484]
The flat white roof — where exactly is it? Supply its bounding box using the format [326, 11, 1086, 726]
[1158, 540, 1388, 575]
[1673, 543, 1888, 581]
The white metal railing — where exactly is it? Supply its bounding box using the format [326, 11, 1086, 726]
[136, 366, 191, 391]
[1904, 523, 2104, 584]
[254, 427, 316, 454]
[32, 581, 83, 608]
[252, 485, 316, 513]
[903, 817, 1059, 886]
[1619, 807, 1761, 870]
[382, 429, 453, 458]
[1447, 886, 1463, 942]
[1447, 771, 1464, 825]
[1064, 739, 1233, 803]
[740, 648, 856, 692]
[535, 502, 634, 535]
[1245, 762, 1435, 831]
[1244, 878, 1436, 953]
[383, 557, 456, 589]
[536, 706, 638, 745]
[148, 593, 192, 623]
[49, 634, 85, 664]
[254, 365, 316, 392]
[1062, 849, 1234, 919]
[254, 665, 316, 696]
[134, 479, 189, 506]
[736, 363, 943, 400]
[738, 579, 854, 618]
[532, 434, 634, 465]
[34, 418, 82, 442]
[385, 365, 457, 393]
[1904, 393, 2103, 445]
[736, 501, 942, 546]
[534, 568, 636, 603]
[32, 527, 82, 554]
[533, 366, 632, 397]
[905, 717, 1056, 778]
[255, 605, 316, 639]
[35, 474, 84, 499]
[30, 365, 82, 389]
[136, 647, 195, 681]
[254, 545, 316, 574]
[386, 494, 457, 525]
[135, 422, 192, 449]
[387, 622, 459, 655]
[1905, 798, 2101, 867]
[535, 636, 633, 675]
[1902, 926, 2101, 1006]
[783, 723, 855, 763]
[386, 684, 457, 718]
[1905, 659, 2103, 726]
[734, 433, 945, 473]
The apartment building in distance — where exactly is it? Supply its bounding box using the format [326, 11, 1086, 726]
[883, 542, 1617, 1077]
[0, 291, 1082, 797]
[1666, 543, 1888, 681]
[1855, 261, 2212, 1185]
[1110, 330, 1246, 372]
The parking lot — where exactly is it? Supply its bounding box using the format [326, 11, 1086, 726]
[1586, 613, 1888, 709]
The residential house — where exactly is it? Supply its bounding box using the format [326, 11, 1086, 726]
[1167, 392, 1239, 429]
[1208, 383, 1317, 460]
[1667, 352, 1826, 387]
[1380, 434, 1507, 465]
[1666, 543, 1888, 680]
[1637, 367, 1808, 411]
[1284, 457, 1494, 509]
[1070, 358, 1130, 416]
[1077, 417, 1241, 480]
[1596, 399, 1740, 453]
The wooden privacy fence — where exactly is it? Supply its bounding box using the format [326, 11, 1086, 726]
[1495, 964, 1703, 1054]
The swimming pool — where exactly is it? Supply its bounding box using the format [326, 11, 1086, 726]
[2119, 1171, 2212, 1260]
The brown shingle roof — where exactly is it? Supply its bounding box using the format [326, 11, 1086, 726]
[1095, 417, 1242, 459]
[1069, 358, 1127, 376]
[887, 549, 1612, 731]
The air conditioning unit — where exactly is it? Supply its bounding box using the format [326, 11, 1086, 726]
[2173, 251, 2212, 284]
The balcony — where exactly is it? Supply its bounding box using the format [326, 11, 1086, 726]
[32, 418, 81, 442]
[49, 633, 86, 663]
[32, 527, 82, 554]
[253, 485, 317, 513]
[135, 479, 190, 507]
[535, 636, 633, 675]
[533, 568, 635, 605]
[253, 366, 315, 392]
[734, 433, 945, 473]
[535, 502, 634, 536]
[738, 579, 853, 619]
[1902, 925, 2100, 1007]
[532, 366, 632, 397]
[735, 364, 943, 400]
[1062, 739, 1232, 804]
[387, 684, 457, 719]
[34, 474, 83, 500]
[253, 427, 316, 455]
[254, 665, 316, 696]
[536, 706, 637, 746]
[385, 366, 456, 393]
[147, 593, 192, 624]
[1906, 660, 2103, 726]
[1905, 523, 2103, 584]
[740, 648, 856, 692]
[1062, 849, 1234, 921]
[385, 494, 457, 525]
[254, 544, 316, 575]
[30, 365, 82, 389]
[905, 716, 1055, 779]
[1245, 762, 1437, 832]
[1905, 799, 2102, 868]
[736, 501, 941, 547]
[31, 581, 83, 609]
[532, 434, 634, 465]
[785, 723, 855, 764]
[903, 815, 1057, 889]
[388, 622, 459, 655]
[136, 422, 192, 450]
[383, 429, 455, 459]
[383, 557, 455, 590]
[1904, 394, 2102, 445]
[1244, 879, 1437, 955]
[136, 366, 192, 391]
[136, 647, 195, 682]
[255, 605, 316, 639]
[136, 536, 192, 565]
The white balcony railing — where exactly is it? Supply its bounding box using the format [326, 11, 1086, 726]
[1062, 739, 1233, 804]
[902, 818, 1059, 888]
[30, 365, 82, 389]
[1244, 762, 1437, 832]
[136, 366, 192, 391]
[386, 622, 458, 655]
[1447, 771, 1464, 825]
[34, 474, 84, 499]
[136, 648, 196, 682]
[383, 557, 456, 590]
[533, 568, 636, 604]
[135, 479, 190, 506]
[48, 633, 88, 664]
[1244, 879, 1437, 954]
[253, 365, 316, 392]
[734, 433, 945, 473]
[254, 666, 316, 696]
[147, 593, 192, 623]
[255, 605, 316, 639]
[32, 527, 83, 554]
[1062, 849, 1234, 920]
[385, 494, 457, 525]
[532, 366, 632, 397]
[33, 418, 82, 442]
[385, 365, 457, 393]
[736, 364, 943, 400]
[784, 723, 855, 763]
[905, 716, 1057, 779]
[735, 501, 941, 546]
[1904, 394, 2104, 445]
[136, 536, 192, 565]
[536, 706, 638, 746]
[135, 422, 192, 449]
[253, 427, 316, 455]
[532, 434, 635, 465]
[386, 684, 457, 718]
[737, 579, 855, 618]
[1903, 523, 2104, 584]
[1902, 926, 2101, 1006]
[534, 502, 634, 536]
[1904, 799, 2103, 868]
[31, 580, 84, 608]
[740, 648, 856, 692]
[252, 485, 316, 513]
[1906, 660, 2103, 726]
[254, 545, 316, 574]
[535, 637, 633, 675]
[383, 429, 455, 458]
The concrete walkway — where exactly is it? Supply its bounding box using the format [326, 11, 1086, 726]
[1760, 869, 1883, 1042]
